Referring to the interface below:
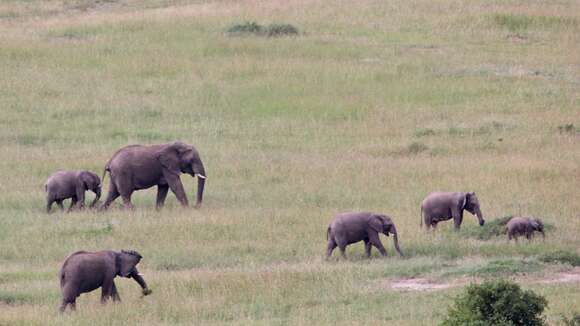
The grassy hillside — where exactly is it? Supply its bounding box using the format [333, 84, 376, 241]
[1, 0, 579, 324]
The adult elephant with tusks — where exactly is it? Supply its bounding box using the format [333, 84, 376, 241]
[100, 141, 206, 210]
[420, 191, 484, 230]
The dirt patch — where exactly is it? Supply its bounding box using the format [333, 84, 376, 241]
[539, 267, 580, 284]
[385, 267, 580, 292]
[386, 277, 469, 292]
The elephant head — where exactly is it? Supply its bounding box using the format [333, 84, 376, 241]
[370, 214, 403, 256]
[159, 142, 206, 208]
[464, 192, 484, 226]
[80, 171, 101, 208]
[529, 218, 545, 239]
[116, 250, 142, 277]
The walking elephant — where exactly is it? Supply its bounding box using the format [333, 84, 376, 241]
[326, 212, 403, 259]
[100, 141, 206, 210]
[506, 217, 545, 242]
[421, 192, 484, 230]
[59, 250, 152, 312]
[45, 170, 101, 213]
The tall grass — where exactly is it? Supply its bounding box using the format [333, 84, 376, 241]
[1, 0, 579, 324]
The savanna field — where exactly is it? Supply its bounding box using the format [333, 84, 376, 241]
[1, 0, 579, 324]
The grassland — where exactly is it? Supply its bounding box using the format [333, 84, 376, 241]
[0, 0, 579, 324]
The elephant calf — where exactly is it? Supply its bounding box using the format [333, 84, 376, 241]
[59, 250, 152, 312]
[327, 212, 403, 259]
[506, 217, 545, 242]
[45, 170, 101, 213]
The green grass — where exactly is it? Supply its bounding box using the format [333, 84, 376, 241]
[1, 0, 579, 324]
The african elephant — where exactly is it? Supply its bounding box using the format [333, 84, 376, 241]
[506, 217, 545, 242]
[45, 170, 101, 213]
[420, 192, 484, 230]
[59, 250, 151, 312]
[326, 212, 403, 258]
[100, 141, 206, 210]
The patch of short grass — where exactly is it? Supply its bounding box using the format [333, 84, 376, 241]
[539, 250, 580, 267]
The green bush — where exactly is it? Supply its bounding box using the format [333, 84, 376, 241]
[441, 280, 547, 326]
[265, 23, 299, 36]
[226, 22, 299, 37]
[226, 21, 263, 35]
[539, 250, 580, 266]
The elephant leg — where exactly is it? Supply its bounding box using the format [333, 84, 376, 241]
[364, 239, 372, 257]
[368, 232, 387, 256]
[453, 212, 463, 230]
[326, 237, 337, 258]
[156, 184, 169, 210]
[101, 283, 112, 304]
[164, 174, 189, 207]
[46, 197, 55, 213]
[338, 245, 347, 259]
[121, 193, 134, 210]
[56, 200, 65, 211]
[101, 182, 120, 210]
[59, 300, 68, 312]
[67, 196, 77, 213]
[111, 282, 121, 302]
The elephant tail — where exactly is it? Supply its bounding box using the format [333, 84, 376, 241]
[59, 269, 65, 288]
[326, 226, 331, 240]
[101, 164, 110, 186]
[420, 207, 423, 228]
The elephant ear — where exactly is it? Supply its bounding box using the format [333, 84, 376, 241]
[116, 250, 142, 277]
[156, 143, 183, 174]
[79, 171, 94, 190]
[369, 214, 385, 234]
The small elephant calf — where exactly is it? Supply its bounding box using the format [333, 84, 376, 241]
[45, 170, 101, 213]
[327, 212, 403, 259]
[506, 217, 545, 242]
[59, 250, 152, 312]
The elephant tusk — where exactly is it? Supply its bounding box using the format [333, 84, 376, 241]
[195, 174, 206, 179]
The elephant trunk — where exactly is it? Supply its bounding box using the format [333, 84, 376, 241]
[90, 187, 101, 208]
[390, 226, 403, 257]
[129, 270, 151, 295]
[194, 162, 206, 208]
[475, 207, 485, 226]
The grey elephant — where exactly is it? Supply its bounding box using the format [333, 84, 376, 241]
[326, 212, 403, 259]
[506, 217, 545, 242]
[45, 170, 101, 213]
[420, 192, 484, 230]
[100, 141, 206, 210]
[59, 250, 152, 312]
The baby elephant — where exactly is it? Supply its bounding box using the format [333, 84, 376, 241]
[59, 250, 152, 312]
[45, 170, 101, 213]
[506, 217, 545, 242]
[327, 212, 403, 259]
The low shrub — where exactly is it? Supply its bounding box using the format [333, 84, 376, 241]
[265, 23, 299, 36]
[226, 22, 299, 37]
[558, 123, 579, 135]
[226, 21, 263, 35]
[459, 216, 512, 240]
[539, 250, 580, 266]
[441, 280, 547, 326]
